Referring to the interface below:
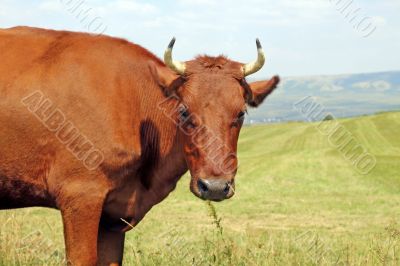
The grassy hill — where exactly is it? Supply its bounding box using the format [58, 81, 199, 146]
[246, 71, 400, 123]
[1, 112, 399, 265]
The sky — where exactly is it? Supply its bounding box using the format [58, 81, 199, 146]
[0, 0, 399, 78]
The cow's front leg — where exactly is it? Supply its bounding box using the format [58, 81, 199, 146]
[59, 190, 106, 266]
[97, 226, 126, 266]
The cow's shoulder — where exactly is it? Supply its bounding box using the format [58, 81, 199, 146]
[100, 146, 142, 180]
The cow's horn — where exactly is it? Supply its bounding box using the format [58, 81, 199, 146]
[164, 37, 186, 75]
[242, 38, 266, 76]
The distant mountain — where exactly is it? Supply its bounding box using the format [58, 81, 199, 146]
[245, 71, 400, 124]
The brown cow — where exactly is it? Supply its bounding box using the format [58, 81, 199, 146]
[0, 26, 279, 265]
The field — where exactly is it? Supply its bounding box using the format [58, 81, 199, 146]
[1, 112, 399, 265]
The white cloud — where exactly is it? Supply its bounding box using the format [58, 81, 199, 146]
[371, 16, 387, 27]
[371, 81, 392, 91]
[352, 81, 392, 91]
[111, 0, 158, 13]
[320, 84, 344, 92]
[178, 0, 216, 6]
[352, 82, 369, 89]
[38, 1, 63, 12]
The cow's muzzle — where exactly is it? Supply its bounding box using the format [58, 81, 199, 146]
[195, 178, 235, 201]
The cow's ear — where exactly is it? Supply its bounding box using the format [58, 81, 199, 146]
[246, 75, 280, 107]
[148, 61, 185, 97]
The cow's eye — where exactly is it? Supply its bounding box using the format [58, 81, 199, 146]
[178, 105, 190, 121]
[232, 110, 246, 128]
[178, 104, 196, 129]
[238, 111, 246, 120]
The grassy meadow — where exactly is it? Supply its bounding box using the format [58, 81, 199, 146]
[1, 112, 399, 265]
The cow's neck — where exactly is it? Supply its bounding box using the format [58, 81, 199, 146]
[101, 88, 189, 226]
[138, 95, 189, 189]
[134, 96, 190, 221]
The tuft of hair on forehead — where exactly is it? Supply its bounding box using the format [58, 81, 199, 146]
[195, 55, 229, 69]
[186, 55, 244, 78]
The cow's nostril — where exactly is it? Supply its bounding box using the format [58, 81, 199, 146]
[223, 183, 230, 194]
[197, 179, 209, 193]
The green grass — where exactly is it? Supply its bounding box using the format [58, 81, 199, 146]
[1, 112, 400, 265]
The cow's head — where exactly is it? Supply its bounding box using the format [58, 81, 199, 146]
[151, 38, 279, 202]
